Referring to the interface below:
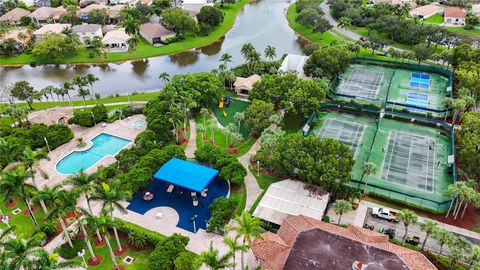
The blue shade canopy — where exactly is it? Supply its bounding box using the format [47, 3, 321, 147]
[153, 158, 219, 193]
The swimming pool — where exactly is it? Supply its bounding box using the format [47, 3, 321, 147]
[56, 133, 131, 175]
[134, 119, 145, 127]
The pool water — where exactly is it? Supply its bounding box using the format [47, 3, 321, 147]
[134, 119, 145, 127]
[56, 133, 131, 174]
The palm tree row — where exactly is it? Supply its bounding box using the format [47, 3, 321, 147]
[240, 43, 277, 74]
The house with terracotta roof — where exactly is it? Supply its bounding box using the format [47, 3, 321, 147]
[409, 4, 443, 20]
[252, 215, 437, 270]
[28, 6, 66, 24]
[371, 0, 416, 8]
[102, 28, 130, 52]
[0, 7, 31, 25]
[444, 7, 467, 26]
[139, 23, 175, 45]
[0, 29, 32, 55]
[234, 74, 261, 96]
[33, 23, 71, 39]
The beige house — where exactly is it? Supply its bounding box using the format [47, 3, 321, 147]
[233, 74, 261, 96]
[108, 5, 125, 21]
[102, 28, 130, 52]
[77, 3, 107, 19]
[28, 6, 66, 24]
[139, 23, 175, 45]
[72, 24, 103, 44]
[0, 8, 31, 25]
[444, 7, 467, 26]
[33, 23, 71, 39]
[371, 0, 416, 8]
[409, 4, 443, 19]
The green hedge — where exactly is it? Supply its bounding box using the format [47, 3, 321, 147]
[115, 218, 167, 246]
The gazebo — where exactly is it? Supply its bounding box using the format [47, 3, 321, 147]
[153, 158, 219, 193]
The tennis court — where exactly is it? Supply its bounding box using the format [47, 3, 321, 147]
[335, 65, 393, 101]
[308, 112, 452, 210]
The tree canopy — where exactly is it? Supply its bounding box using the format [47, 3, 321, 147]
[303, 46, 351, 80]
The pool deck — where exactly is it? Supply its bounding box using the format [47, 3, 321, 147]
[36, 114, 146, 188]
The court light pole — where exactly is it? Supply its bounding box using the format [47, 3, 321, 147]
[190, 215, 198, 233]
[43, 137, 51, 152]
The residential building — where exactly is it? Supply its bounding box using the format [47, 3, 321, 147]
[409, 4, 443, 20]
[28, 6, 67, 24]
[0, 29, 32, 55]
[79, 0, 107, 6]
[233, 74, 261, 95]
[370, 0, 415, 8]
[252, 180, 329, 225]
[33, 23, 71, 38]
[109, 0, 128, 4]
[444, 6, 467, 26]
[252, 215, 436, 270]
[0, 7, 31, 25]
[278, 53, 308, 78]
[34, 0, 50, 7]
[181, 0, 213, 12]
[77, 3, 107, 20]
[139, 23, 175, 45]
[72, 24, 103, 44]
[108, 5, 125, 21]
[102, 28, 130, 52]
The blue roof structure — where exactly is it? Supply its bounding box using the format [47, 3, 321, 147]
[153, 158, 219, 193]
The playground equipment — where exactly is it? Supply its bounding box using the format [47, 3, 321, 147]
[223, 111, 227, 117]
[219, 99, 224, 108]
[224, 94, 231, 107]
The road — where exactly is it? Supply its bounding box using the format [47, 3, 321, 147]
[364, 208, 480, 255]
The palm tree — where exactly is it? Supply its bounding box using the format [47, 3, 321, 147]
[159, 72, 170, 84]
[3, 237, 42, 270]
[34, 250, 79, 269]
[0, 226, 16, 248]
[207, 118, 217, 144]
[451, 98, 466, 124]
[62, 81, 75, 108]
[21, 147, 50, 213]
[91, 181, 131, 253]
[41, 85, 56, 103]
[248, 50, 261, 73]
[167, 105, 183, 144]
[420, 220, 438, 250]
[432, 229, 453, 255]
[198, 242, 234, 270]
[223, 236, 247, 270]
[72, 75, 89, 108]
[226, 211, 263, 270]
[397, 209, 418, 241]
[84, 74, 98, 99]
[234, 112, 245, 132]
[124, 16, 140, 36]
[338, 16, 352, 29]
[219, 53, 233, 68]
[240, 43, 254, 61]
[73, 210, 97, 263]
[64, 171, 103, 242]
[34, 185, 77, 248]
[53, 86, 64, 102]
[225, 123, 236, 148]
[0, 139, 20, 166]
[448, 236, 470, 270]
[95, 214, 122, 270]
[264, 45, 276, 61]
[467, 245, 480, 270]
[331, 199, 353, 225]
[362, 162, 377, 195]
[197, 123, 206, 146]
[0, 166, 38, 228]
[127, 36, 139, 52]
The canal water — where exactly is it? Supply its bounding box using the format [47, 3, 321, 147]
[0, 0, 303, 96]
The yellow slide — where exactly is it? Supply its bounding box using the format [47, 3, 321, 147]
[223, 111, 227, 117]
[219, 100, 224, 108]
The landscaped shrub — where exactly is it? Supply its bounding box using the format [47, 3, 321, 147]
[116, 219, 167, 246]
[207, 197, 237, 233]
[56, 239, 84, 259]
[121, 105, 143, 117]
[147, 234, 190, 270]
[68, 104, 108, 127]
[41, 221, 58, 237]
[216, 157, 247, 187]
[196, 6, 224, 27]
[195, 144, 226, 165]
[127, 230, 149, 249]
[174, 251, 200, 270]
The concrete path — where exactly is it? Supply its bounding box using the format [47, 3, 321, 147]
[237, 138, 263, 212]
[184, 118, 197, 159]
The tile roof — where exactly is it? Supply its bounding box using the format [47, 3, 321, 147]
[409, 5, 443, 16]
[102, 28, 130, 43]
[72, 23, 102, 33]
[445, 7, 467, 18]
[252, 215, 437, 270]
[79, 3, 107, 13]
[1, 29, 31, 44]
[233, 74, 261, 91]
[0, 8, 31, 23]
[33, 23, 71, 35]
[140, 23, 175, 38]
[29, 6, 66, 20]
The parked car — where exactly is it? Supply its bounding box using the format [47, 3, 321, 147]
[405, 236, 420, 246]
[371, 207, 399, 222]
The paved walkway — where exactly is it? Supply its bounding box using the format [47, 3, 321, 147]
[184, 118, 197, 159]
[237, 138, 263, 212]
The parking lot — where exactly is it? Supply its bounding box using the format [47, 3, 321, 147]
[364, 208, 480, 255]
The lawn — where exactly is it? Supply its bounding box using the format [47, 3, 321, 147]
[1, 198, 46, 240]
[423, 13, 444, 24]
[0, 91, 160, 112]
[248, 166, 281, 190]
[286, 0, 343, 47]
[0, 0, 249, 65]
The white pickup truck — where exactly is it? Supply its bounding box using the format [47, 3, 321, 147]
[371, 207, 399, 222]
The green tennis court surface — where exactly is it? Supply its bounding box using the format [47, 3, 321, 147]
[309, 112, 452, 211]
[333, 64, 449, 115]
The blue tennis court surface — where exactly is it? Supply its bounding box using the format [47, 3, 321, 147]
[410, 73, 430, 89]
[406, 92, 428, 112]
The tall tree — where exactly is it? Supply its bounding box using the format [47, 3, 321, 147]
[362, 162, 377, 195]
[72, 75, 89, 108]
[226, 212, 263, 270]
[11, 81, 36, 110]
[397, 209, 418, 241]
[264, 45, 276, 61]
[84, 74, 99, 99]
[91, 181, 131, 253]
[198, 242, 234, 270]
[233, 112, 245, 132]
[331, 199, 353, 225]
[123, 16, 140, 36]
[159, 72, 170, 84]
[223, 236, 247, 270]
[219, 53, 232, 68]
[420, 220, 438, 250]
[95, 214, 122, 270]
[34, 249, 79, 269]
[0, 166, 38, 228]
[21, 147, 50, 213]
[432, 229, 453, 255]
[3, 237, 43, 270]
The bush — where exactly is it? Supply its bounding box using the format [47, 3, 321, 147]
[32, 231, 47, 246]
[128, 230, 148, 249]
[174, 251, 200, 270]
[216, 157, 247, 187]
[68, 104, 108, 127]
[56, 239, 84, 259]
[196, 6, 224, 26]
[41, 221, 58, 237]
[207, 197, 237, 233]
[197, 23, 213, 36]
[116, 219, 167, 246]
[148, 233, 190, 270]
[122, 106, 143, 117]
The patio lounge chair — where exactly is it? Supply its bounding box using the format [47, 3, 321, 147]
[167, 184, 174, 193]
[191, 192, 196, 197]
[193, 197, 198, 207]
[201, 188, 208, 198]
